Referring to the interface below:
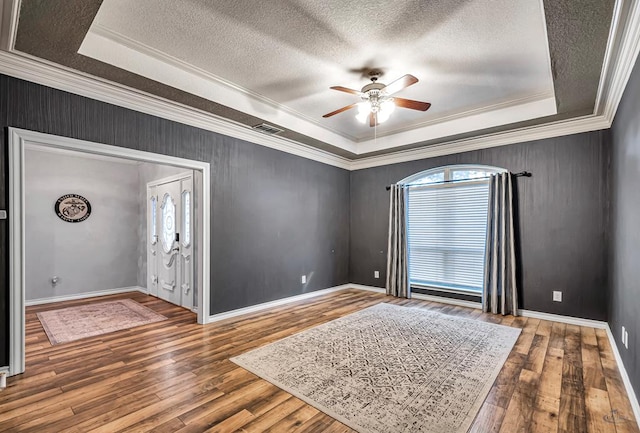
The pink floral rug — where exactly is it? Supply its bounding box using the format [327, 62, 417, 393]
[37, 299, 167, 345]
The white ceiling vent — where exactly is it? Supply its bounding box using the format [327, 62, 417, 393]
[252, 123, 284, 135]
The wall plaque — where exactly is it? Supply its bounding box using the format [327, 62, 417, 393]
[55, 194, 91, 223]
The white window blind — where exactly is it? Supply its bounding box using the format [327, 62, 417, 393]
[407, 181, 490, 293]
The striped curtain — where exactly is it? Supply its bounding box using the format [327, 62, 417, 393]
[483, 172, 518, 315]
[386, 184, 410, 298]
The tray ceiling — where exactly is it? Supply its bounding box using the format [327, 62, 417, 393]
[11, 0, 616, 160]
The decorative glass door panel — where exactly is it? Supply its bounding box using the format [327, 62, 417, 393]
[147, 174, 194, 310]
[161, 194, 176, 253]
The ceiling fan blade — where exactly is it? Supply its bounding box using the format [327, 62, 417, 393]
[322, 103, 358, 118]
[382, 74, 419, 95]
[394, 97, 431, 111]
[330, 86, 363, 96]
[369, 112, 377, 127]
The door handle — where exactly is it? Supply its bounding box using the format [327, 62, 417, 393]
[172, 246, 180, 252]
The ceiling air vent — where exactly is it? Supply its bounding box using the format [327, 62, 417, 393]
[252, 123, 284, 135]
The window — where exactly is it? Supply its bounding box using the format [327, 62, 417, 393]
[161, 193, 176, 253]
[150, 196, 157, 245]
[182, 190, 191, 247]
[403, 165, 505, 295]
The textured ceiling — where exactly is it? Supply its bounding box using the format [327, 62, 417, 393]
[14, 0, 615, 159]
[85, 0, 554, 142]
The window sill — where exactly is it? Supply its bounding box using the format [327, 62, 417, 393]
[411, 283, 482, 297]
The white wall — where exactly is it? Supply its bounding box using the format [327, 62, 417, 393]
[25, 148, 141, 301]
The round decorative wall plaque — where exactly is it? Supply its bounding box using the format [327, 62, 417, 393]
[55, 194, 91, 223]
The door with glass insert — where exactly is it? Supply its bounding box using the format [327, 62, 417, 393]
[147, 175, 194, 309]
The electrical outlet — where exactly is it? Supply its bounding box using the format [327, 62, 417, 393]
[374, 271, 380, 279]
[623, 326, 626, 344]
[301, 275, 306, 284]
[552, 291, 562, 302]
[625, 329, 630, 349]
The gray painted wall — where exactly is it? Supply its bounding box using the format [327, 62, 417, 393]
[24, 148, 140, 301]
[609, 53, 640, 398]
[350, 132, 610, 320]
[0, 74, 351, 366]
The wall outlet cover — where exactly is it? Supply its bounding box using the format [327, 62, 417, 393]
[301, 275, 306, 284]
[374, 271, 380, 278]
[625, 329, 629, 349]
[552, 291, 562, 302]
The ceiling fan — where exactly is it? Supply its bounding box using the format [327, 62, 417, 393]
[323, 72, 431, 127]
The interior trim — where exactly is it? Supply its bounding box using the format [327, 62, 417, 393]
[24, 286, 148, 306]
[517, 309, 608, 329]
[0, 0, 637, 172]
[80, 23, 557, 154]
[0, 50, 352, 169]
[606, 325, 640, 427]
[207, 284, 353, 323]
[0, 2, 638, 171]
[8, 128, 212, 376]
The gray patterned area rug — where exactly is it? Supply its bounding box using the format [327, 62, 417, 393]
[231, 302, 521, 433]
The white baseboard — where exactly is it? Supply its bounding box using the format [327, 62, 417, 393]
[606, 325, 640, 427]
[348, 283, 385, 293]
[517, 309, 608, 329]
[0, 367, 7, 390]
[207, 284, 352, 323]
[25, 286, 148, 306]
[212, 282, 611, 329]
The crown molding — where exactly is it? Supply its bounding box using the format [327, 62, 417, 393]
[81, 23, 556, 154]
[87, 24, 360, 145]
[351, 0, 639, 170]
[0, 0, 19, 51]
[598, 0, 640, 123]
[350, 114, 610, 170]
[0, 50, 352, 170]
[0, 0, 637, 171]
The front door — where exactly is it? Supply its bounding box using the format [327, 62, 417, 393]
[148, 175, 194, 309]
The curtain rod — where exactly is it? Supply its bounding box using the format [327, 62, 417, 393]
[385, 171, 532, 191]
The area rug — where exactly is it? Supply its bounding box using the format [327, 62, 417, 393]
[37, 299, 167, 345]
[231, 303, 521, 433]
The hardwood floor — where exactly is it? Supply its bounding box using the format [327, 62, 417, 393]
[1, 289, 638, 432]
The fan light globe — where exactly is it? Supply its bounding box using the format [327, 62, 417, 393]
[356, 102, 370, 123]
[377, 100, 396, 123]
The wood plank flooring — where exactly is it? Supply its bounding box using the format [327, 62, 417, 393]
[1, 289, 637, 432]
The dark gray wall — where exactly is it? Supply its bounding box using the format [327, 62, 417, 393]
[0, 75, 350, 366]
[609, 54, 640, 397]
[350, 132, 610, 320]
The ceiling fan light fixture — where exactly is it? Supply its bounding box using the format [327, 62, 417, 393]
[326, 74, 429, 127]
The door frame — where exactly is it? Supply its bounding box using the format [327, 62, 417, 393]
[7, 128, 211, 376]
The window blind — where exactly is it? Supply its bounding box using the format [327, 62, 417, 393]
[407, 181, 490, 293]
